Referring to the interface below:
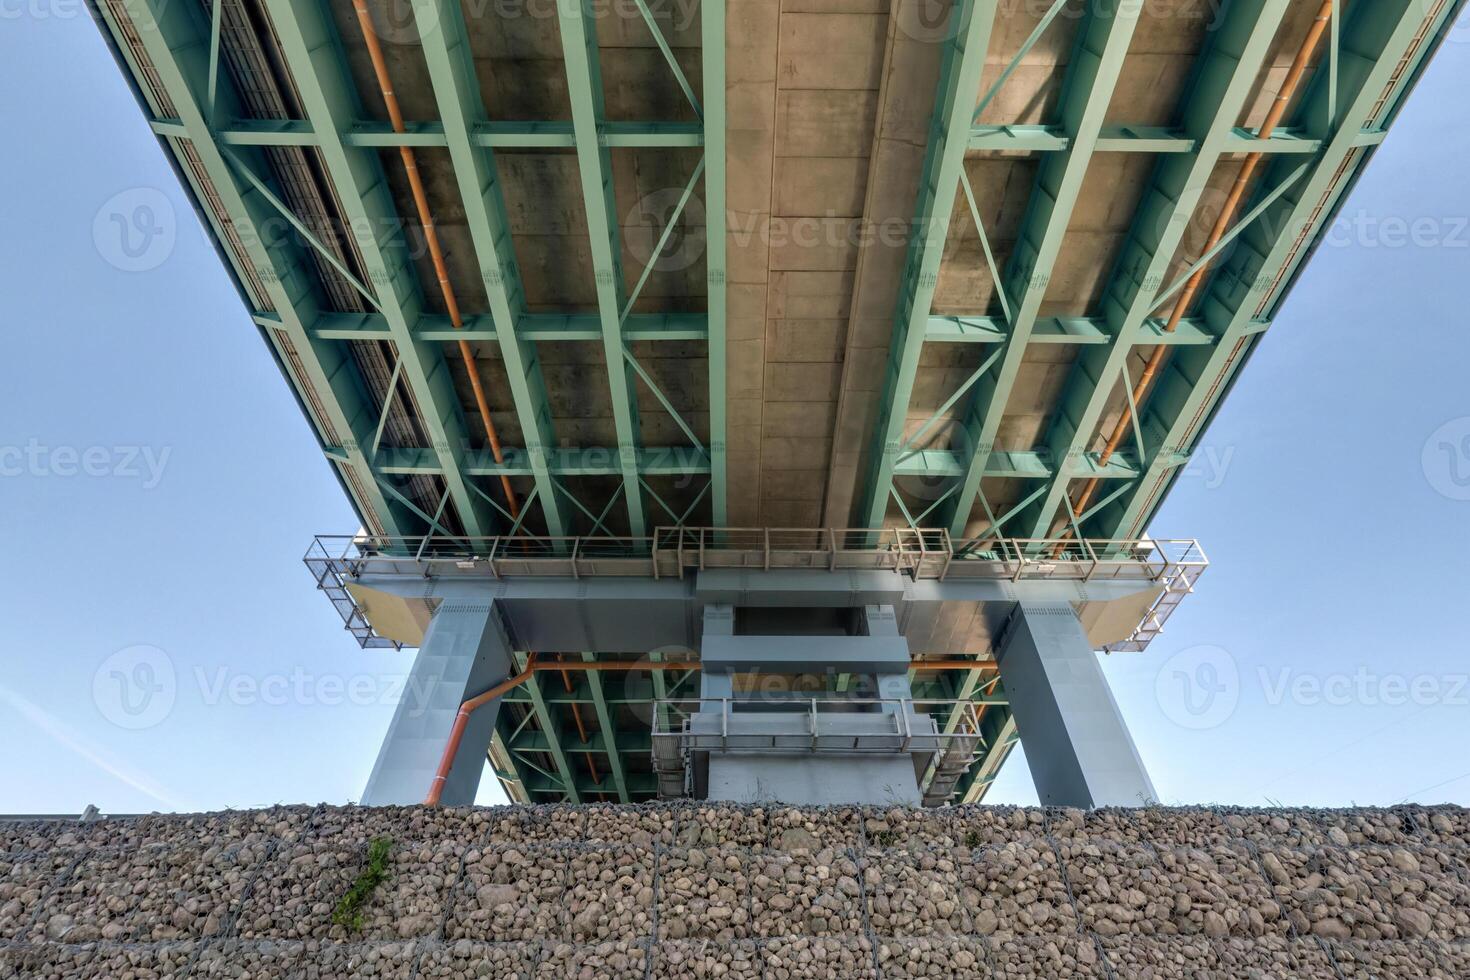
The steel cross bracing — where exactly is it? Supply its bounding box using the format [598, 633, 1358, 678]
[1001, 0, 1300, 542]
[856, 0, 1001, 529]
[262, 0, 498, 537]
[1097, 0, 1463, 541]
[98, 0, 425, 538]
[938, 0, 1146, 539]
[98, 0, 725, 541]
[410, 0, 566, 537]
[862, 0, 1462, 544]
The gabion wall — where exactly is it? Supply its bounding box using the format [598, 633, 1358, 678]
[1, 803, 1467, 978]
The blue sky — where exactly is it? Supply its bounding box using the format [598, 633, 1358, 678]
[1, 8, 1467, 815]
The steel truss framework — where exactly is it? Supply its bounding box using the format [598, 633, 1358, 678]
[99, 0, 726, 545]
[93, 0, 1460, 804]
[93, 0, 728, 804]
[864, 0, 1463, 551]
[857, 0, 1460, 793]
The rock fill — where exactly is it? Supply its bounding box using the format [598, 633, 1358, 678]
[0, 802, 1466, 977]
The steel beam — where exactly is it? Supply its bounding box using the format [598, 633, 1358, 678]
[1100, 0, 1463, 541]
[703, 0, 728, 525]
[894, 448, 1142, 481]
[413, 0, 568, 537]
[1004, 0, 1293, 540]
[926, 315, 1217, 346]
[263, 0, 499, 536]
[367, 446, 712, 478]
[306, 311, 708, 344]
[108, 0, 415, 537]
[959, 711, 1017, 802]
[558, 0, 647, 536]
[968, 122, 1369, 155]
[150, 117, 704, 148]
[519, 657, 582, 804]
[998, 602, 1156, 807]
[856, 0, 1002, 528]
[362, 601, 516, 805]
[579, 652, 629, 802]
[938, 0, 1142, 537]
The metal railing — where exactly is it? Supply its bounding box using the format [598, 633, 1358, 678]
[649, 696, 984, 756]
[304, 528, 1206, 650]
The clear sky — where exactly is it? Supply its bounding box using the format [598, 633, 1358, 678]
[1, 7, 1467, 815]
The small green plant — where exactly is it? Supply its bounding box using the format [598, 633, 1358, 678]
[964, 829, 983, 848]
[332, 836, 393, 933]
[872, 829, 899, 847]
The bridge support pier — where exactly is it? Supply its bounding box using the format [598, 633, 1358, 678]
[997, 602, 1156, 808]
[361, 601, 515, 806]
[685, 604, 935, 806]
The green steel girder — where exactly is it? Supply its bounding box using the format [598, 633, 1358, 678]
[558, 0, 647, 537]
[302, 311, 709, 344]
[106, 0, 417, 538]
[519, 661, 582, 804]
[581, 652, 630, 803]
[935, 0, 1143, 538]
[958, 710, 1018, 803]
[968, 122, 1389, 155]
[509, 728, 653, 756]
[926, 314, 1217, 347]
[979, 0, 1293, 541]
[263, 0, 499, 537]
[412, 0, 567, 537]
[366, 446, 711, 478]
[522, 772, 658, 797]
[149, 116, 705, 148]
[702, 0, 728, 525]
[1012, 0, 1299, 541]
[857, 0, 1002, 528]
[1098, 0, 1465, 542]
[894, 447, 1145, 481]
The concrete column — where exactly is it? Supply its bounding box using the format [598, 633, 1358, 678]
[361, 600, 515, 806]
[997, 602, 1157, 808]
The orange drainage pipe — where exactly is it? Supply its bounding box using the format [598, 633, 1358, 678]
[350, 0, 519, 518]
[423, 658, 997, 804]
[424, 659, 701, 805]
[1062, 0, 1334, 535]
